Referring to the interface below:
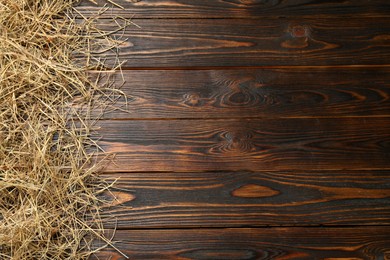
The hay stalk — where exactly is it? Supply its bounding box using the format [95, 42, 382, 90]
[0, 0, 127, 259]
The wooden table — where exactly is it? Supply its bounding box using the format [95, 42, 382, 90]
[79, 1, 390, 259]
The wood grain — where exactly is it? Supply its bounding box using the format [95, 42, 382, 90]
[97, 118, 390, 172]
[97, 67, 390, 119]
[97, 170, 390, 228]
[91, 227, 390, 260]
[77, 0, 390, 19]
[91, 18, 390, 67]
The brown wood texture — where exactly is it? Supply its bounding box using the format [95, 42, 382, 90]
[93, 18, 390, 67]
[91, 227, 390, 260]
[98, 171, 390, 228]
[98, 118, 390, 173]
[99, 67, 390, 119]
[77, 0, 390, 19]
[78, 0, 390, 258]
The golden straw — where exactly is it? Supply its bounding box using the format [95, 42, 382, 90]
[0, 0, 128, 259]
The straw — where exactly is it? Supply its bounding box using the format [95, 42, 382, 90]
[0, 0, 128, 259]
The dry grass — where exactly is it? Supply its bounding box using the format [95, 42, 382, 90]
[0, 0, 128, 259]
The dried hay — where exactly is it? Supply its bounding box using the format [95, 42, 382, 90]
[0, 0, 129, 259]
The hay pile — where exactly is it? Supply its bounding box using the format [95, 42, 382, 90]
[0, 0, 127, 259]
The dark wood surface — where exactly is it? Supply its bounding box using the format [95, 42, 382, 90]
[91, 227, 390, 260]
[101, 67, 390, 119]
[81, 0, 390, 258]
[98, 118, 390, 172]
[78, 0, 390, 19]
[94, 18, 390, 67]
[98, 170, 390, 228]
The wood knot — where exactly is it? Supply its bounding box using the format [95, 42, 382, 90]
[103, 191, 135, 207]
[281, 24, 311, 49]
[217, 130, 256, 153]
[182, 93, 203, 107]
[229, 91, 251, 105]
[290, 25, 309, 38]
[232, 184, 280, 198]
[211, 129, 259, 155]
[218, 76, 265, 107]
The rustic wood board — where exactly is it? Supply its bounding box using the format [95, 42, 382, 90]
[91, 227, 390, 259]
[99, 67, 390, 119]
[77, 0, 390, 19]
[98, 170, 390, 228]
[93, 18, 390, 67]
[98, 118, 390, 172]
[77, 0, 390, 258]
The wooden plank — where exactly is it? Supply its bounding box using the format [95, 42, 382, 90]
[91, 227, 390, 259]
[92, 18, 390, 67]
[99, 67, 390, 119]
[77, 0, 390, 19]
[98, 171, 390, 228]
[98, 118, 390, 172]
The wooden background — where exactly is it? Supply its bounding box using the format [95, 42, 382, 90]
[80, 1, 390, 259]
